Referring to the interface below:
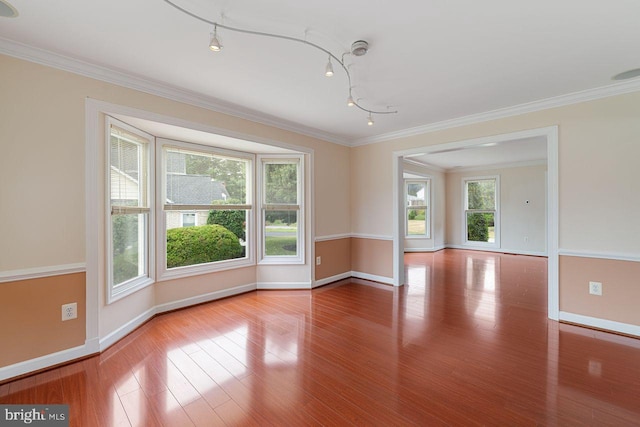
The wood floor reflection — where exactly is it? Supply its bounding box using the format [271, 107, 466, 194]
[2, 249, 640, 425]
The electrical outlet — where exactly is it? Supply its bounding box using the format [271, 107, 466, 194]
[62, 302, 77, 321]
[589, 281, 603, 296]
[316, 256, 321, 265]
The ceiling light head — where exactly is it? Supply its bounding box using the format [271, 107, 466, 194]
[347, 96, 355, 107]
[367, 113, 374, 126]
[209, 26, 222, 51]
[0, 0, 18, 18]
[351, 40, 369, 57]
[325, 57, 334, 77]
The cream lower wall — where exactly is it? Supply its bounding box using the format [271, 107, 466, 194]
[351, 238, 393, 280]
[560, 256, 640, 326]
[315, 238, 351, 281]
[0, 273, 86, 368]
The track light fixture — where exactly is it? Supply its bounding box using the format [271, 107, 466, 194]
[209, 25, 222, 51]
[163, 0, 397, 125]
[325, 57, 334, 77]
[347, 95, 355, 107]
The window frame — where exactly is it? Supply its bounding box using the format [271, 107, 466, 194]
[258, 155, 305, 264]
[404, 178, 431, 238]
[462, 175, 500, 248]
[156, 138, 255, 281]
[106, 117, 155, 304]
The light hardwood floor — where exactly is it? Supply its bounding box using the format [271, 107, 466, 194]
[2, 249, 640, 425]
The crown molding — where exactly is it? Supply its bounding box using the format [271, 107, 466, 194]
[352, 78, 640, 146]
[0, 37, 350, 146]
[4, 37, 640, 149]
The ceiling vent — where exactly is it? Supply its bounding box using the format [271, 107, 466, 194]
[351, 40, 369, 56]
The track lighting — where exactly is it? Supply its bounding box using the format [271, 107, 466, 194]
[163, 0, 398, 126]
[209, 25, 222, 52]
[325, 57, 334, 77]
[347, 95, 355, 107]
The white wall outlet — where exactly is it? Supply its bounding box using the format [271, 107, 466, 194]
[62, 302, 77, 321]
[316, 256, 321, 265]
[589, 281, 603, 296]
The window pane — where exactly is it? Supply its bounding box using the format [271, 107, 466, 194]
[265, 210, 298, 256]
[165, 148, 248, 205]
[406, 182, 426, 207]
[467, 212, 495, 243]
[110, 129, 148, 207]
[166, 211, 246, 268]
[265, 163, 298, 204]
[467, 180, 495, 210]
[407, 208, 427, 235]
[111, 213, 146, 286]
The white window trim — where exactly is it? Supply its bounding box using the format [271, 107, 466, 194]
[404, 178, 431, 239]
[106, 117, 156, 304]
[462, 175, 500, 248]
[180, 212, 196, 227]
[156, 138, 255, 281]
[258, 155, 305, 265]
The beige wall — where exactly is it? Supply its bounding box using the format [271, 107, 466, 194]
[0, 273, 85, 367]
[446, 164, 547, 253]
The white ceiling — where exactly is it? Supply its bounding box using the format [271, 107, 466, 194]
[405, 136, 547, 171]
[1, 0, 640, 145]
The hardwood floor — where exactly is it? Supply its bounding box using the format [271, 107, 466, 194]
[2, 249, 640, 425]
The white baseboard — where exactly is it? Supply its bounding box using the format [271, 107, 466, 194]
[404, 245, 446, 253]
[99, 307, 156, 351]
[155, 283, 257, 314]
[100, 283, 258, 351]
[350, 271, 394, 285]
[445, 244, 546, 257]
[314, 272, 351, 287]
[257, 282, 312, 290]
[0, 343, 93, 382]
[0, 283, 261, 382]
[559, 311, 640, 338]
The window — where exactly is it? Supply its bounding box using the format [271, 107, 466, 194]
[405, 179, 430, 237]
[102, 113, 306, 303]
[464, 176, 499, 246]
[161, 142, 253, 277]
[107, 119, 154, 302]
[181, 213, 196, 227]
[260, 157, 303, 262]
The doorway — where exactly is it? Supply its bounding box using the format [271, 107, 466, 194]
[392, 126, 559, 320]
